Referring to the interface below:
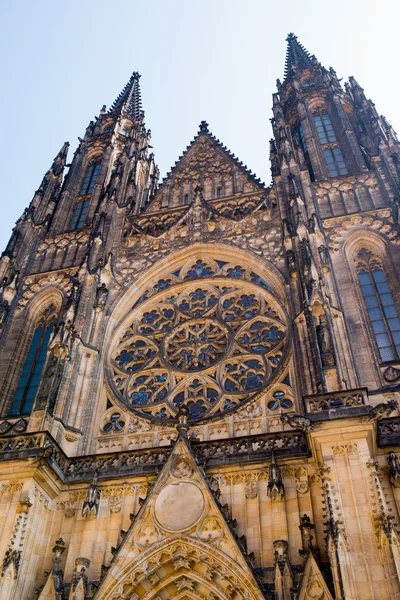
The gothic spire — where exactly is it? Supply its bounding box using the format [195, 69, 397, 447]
[284, 33, 314, 78]
[109, 71, 143, 119]
[48, 142, 69, 178]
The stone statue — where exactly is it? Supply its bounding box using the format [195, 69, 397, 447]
[267, 454, 285, 501]
[94, 282, 109, 310]
[82, 472, 100, 519]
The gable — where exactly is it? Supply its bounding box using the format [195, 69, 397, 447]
[94, 433, 265, 600]
[149, 123, 266, 211]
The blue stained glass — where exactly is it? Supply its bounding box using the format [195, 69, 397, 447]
[358, 255, 400, 361]
[388, 318, 400, 331]
[384, 306, 397, 318]
[187, 400, 207, 417]
[361, 284, 374, 296]
[358, 273, 370, 285]
[372, 320, 386, 334]
[377, 282, 390, 294]
[373, 271, 386, 283]
[250, 273, 271, 290]
[8, 322, 54, 416]
[381, 294, 394, 307]
[365, 296, 379, 308]
[131, 391, 150, 406]
[376, 333, 391, 348]
[368, 308, 382, 321]
[380, 347, 395, 361]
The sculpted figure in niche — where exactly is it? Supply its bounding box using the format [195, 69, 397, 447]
[134, 522, 160, 549]
[94, 283, 109, 311]
[171, 457, 193, 479]
[316, 314, 335, 367]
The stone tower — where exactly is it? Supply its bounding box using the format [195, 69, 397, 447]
[0, 35, 400, 600]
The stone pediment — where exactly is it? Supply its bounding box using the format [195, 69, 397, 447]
[147, 121, 267, 213]
[298, 553, 334, 600]
[94, 432, 265, 600]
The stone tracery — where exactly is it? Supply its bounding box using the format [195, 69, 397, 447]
[108, 261, 288, 421]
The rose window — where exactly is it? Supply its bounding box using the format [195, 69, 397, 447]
[163, 318, 229, 371]
[108, 272, 288, 421]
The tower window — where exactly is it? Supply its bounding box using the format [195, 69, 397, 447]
[8, 307, 56, 416]
[217, 187, 222, 198]
[70, 199, 90, 230]
[323, 148, 348, 176]
[314, 114, 337, 144]
[184, 194, 189, 205]
[142, 188, 149, 206]
[356, 248, 400, 362]
[80, 160, 101, 195]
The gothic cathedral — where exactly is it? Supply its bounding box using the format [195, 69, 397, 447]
[1, 34, 400, 600]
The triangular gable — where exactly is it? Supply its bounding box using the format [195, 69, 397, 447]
[94, 434, 264, 600]
[298, 553, 333, 600]
[148, 122, 266, 212]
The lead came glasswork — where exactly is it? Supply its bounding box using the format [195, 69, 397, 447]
[109, 270, 287, 421]
[8, 306, 57, 416]
[356, 248, 400, 362]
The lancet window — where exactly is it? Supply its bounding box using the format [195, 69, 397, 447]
[70, 199, 90, 230]
[80, 160, 101, 195]
[356, 248, 400, 362]
[8, 306, 57, 416]
[313, 112, 348, 176]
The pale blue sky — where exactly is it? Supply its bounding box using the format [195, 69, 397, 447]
[0, 0, 399, 249]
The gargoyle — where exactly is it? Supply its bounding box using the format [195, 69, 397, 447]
[280, 413, 313, 432]
[366, 399, 398, 422]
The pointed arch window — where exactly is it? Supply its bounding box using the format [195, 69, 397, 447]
[356, 249, 400, 362]
[8, 306, 57, 416]
[80, 160, 101, 195]
[313, 113, 348, 177]
[70, 199, 90, 230]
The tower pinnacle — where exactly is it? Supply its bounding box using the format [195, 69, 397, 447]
[109, 71, 143, 119]
[284, 33, 315, 78]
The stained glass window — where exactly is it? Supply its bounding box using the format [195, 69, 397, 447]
[8, 307, 56, 416]
[109, 270, 287, 421]
[80, 160, 101, 195]
[356, 249, 400, 362]
[323, 147, 348, 176]
[312, 113, 348, 177]
[70, 199, 90, 230]
[314, 114, 337, 144]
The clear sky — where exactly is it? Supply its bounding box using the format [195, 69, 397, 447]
[0, 0, 399, 249]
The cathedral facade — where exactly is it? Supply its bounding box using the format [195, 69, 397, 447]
[1, 34, 400, 599]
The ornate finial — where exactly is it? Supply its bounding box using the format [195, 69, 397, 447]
[267, 453, 285, 501]
[199, 121, 209, 133]
[52, 538, 66, 558]
[176, 404, 190, 437]
[284, 33, 315, 79]
[109, 71, 143, 119]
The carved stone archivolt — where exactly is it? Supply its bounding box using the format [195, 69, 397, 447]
[322, 207, 399, 252]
